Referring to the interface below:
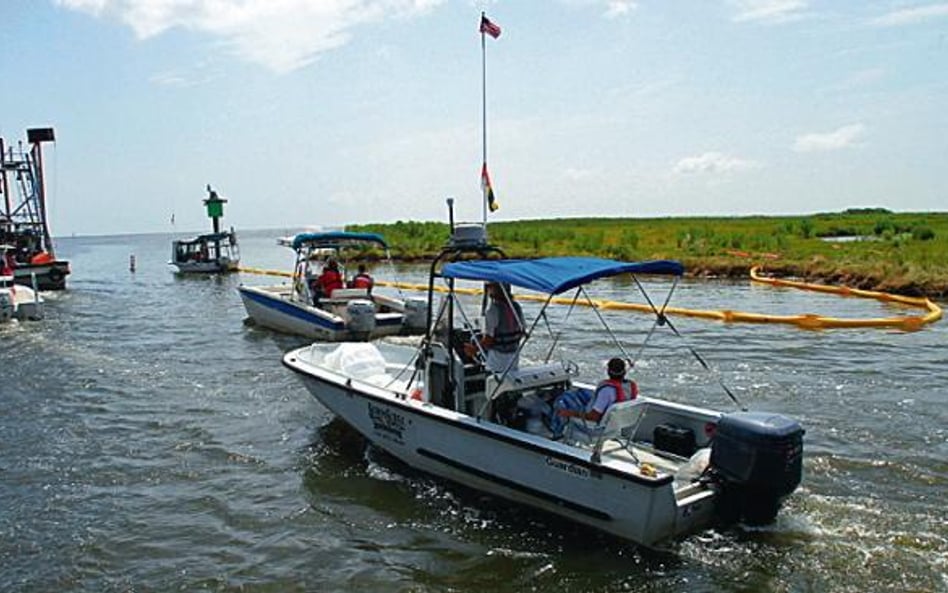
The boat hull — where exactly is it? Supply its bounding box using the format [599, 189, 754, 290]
[283, 345, 719, 548]
[239, 285, 405, 342]
[170, 258, 239, 274]
[13, 261, 70, 291]
[0, 284, 44, 321]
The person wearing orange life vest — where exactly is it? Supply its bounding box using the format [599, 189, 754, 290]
[348, 264, 374, 292]
[556, 357, 638, 423]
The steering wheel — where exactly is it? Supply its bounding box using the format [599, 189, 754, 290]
[562, 359, 580, 376]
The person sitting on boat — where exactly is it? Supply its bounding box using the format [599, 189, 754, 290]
[549, 357, 638, 437]
[1, 250, 15, 276]
[311, 259, 344, 303]
[348, 264, 374, 292]
[464, 281, 525, 374]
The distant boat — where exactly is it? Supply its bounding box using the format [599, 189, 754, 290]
[0, 127, 71, 290]
[170, 185, 240, 274]
[0, 245, 44, 322]
[238, 231, 427, 341]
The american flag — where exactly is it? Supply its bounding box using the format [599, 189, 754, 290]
[480, 14, 501, 39]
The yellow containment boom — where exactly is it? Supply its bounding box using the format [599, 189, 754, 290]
[748, 266, 942, 331]
[237, 265, 942, 332]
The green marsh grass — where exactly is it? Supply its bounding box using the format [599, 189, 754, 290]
[349, 210, 948, 297]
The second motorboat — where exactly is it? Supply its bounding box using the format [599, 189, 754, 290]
[238, 231, 427, 341]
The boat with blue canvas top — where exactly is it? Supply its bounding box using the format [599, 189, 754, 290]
[282, 222, 805, 548]
[238, 231, 427, 341]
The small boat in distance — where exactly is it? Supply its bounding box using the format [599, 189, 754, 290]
[170, 185, 240, 274]
[1, 245, 44, 322]
[0, 127, 71, 290]
[282, 224, 805, 548]
[238, 231, 427, 341]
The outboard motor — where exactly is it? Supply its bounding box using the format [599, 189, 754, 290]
[710, 411, 804, 525]
[402, 296, 428, 332]
[346, 299, 377, 338]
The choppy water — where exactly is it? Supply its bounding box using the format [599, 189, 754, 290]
[2, 229, 946, 593]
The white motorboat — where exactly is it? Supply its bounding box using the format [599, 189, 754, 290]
[1, 246, 44, 322]
[283, 226, 805, 548]
[170, 185, 240, 274]
[238, 231, 427, 341]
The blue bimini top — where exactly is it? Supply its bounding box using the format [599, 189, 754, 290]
[441, 257, 684, 295]
[290, 231, 388, 251]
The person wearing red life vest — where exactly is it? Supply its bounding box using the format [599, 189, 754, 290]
[556, 357, 637, 423]
[348, 264, 374, 292]
[311, 259, 344, 302]
[1, 249, 15, 277]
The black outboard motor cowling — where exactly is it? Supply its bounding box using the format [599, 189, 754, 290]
[710, 411, 804, 525]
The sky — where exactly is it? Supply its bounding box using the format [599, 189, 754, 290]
[1, 0, 946, 236]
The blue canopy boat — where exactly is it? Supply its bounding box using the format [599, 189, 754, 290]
[283, 225, 804, 548]
[238, 231, 427, 341]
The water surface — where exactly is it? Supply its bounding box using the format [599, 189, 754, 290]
[2, 230, 946, 592]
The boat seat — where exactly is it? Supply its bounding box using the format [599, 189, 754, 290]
[330, 288, 370, 300]
[564, 399, 647, 456]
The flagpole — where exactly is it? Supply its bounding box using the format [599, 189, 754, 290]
[481, 11, 488, 226]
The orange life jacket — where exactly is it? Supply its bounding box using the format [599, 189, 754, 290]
[351, 273, 373, 289]
[596, 378, 638, 403]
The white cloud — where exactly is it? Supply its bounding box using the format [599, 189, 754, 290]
[870, 3, 948, 27]
[729, 0, 808, 23]
[564, 167, 596, 181]
[793, 124, 866, 152]
[55, 0, 445, 74]
[604, 0, 638, 19]
[558, 0, 638, 19]
[673, 152, 759, 175]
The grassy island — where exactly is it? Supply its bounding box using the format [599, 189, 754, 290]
[348, 209, 948, 299]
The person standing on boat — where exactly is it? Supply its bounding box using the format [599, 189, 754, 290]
[348, 264, 374, 292]
[550, 358, 637, 436]
[465, 282, 525, 374]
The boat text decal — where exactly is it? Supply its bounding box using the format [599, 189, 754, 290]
[545, 456, 591, 479]
[368, 402, 406, 444]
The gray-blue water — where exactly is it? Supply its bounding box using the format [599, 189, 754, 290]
[2, 229, 946, 592]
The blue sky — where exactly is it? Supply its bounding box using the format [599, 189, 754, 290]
[1, 1, 946, 236]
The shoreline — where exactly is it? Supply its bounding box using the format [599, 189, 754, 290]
[350, 211, 948, 300]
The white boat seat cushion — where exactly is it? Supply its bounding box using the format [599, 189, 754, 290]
[330, 288, 370, 300]
[564, 399, 646, 446]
